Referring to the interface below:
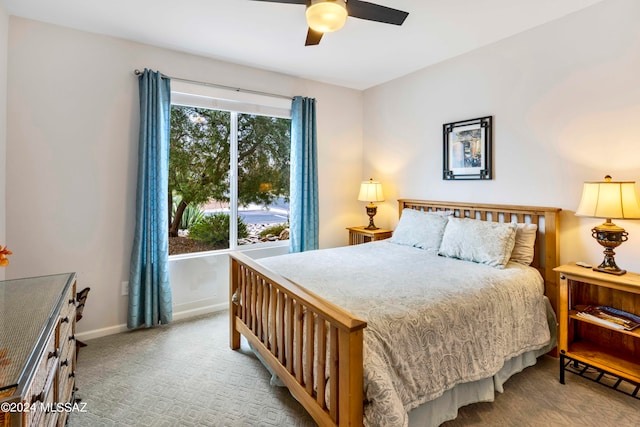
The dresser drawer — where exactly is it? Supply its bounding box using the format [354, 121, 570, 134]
[56, 337, 75, 404]
[57, 318, 73, 366]
[57, 284, 76, 352]
[40, 378, 57, 427]
[22, 330, 57, 427]
[60, 286, 76, 328]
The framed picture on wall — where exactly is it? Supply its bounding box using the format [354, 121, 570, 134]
[442, 116, 492, 180]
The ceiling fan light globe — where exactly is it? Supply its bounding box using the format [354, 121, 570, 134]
[306, 0, 348, 33]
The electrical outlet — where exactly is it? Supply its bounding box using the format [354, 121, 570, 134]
[121, 281, 129, 296]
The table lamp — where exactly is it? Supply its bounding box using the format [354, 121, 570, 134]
[358, 178, 384, 230]
[575, 175, 640, 275]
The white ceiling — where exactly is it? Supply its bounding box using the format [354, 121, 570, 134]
[2, 0, 604, 90]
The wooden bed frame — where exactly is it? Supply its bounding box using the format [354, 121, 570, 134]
[229, 199, 561, 427]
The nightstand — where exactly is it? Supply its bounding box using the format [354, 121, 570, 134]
[347, 226, 392, 245]
[554, 263, 640, 395]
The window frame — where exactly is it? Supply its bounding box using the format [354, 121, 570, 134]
[168, 83, 292, 259]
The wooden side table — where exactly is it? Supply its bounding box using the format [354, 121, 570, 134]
[347, 226, 392, 245]
[554, 263, 640, 395]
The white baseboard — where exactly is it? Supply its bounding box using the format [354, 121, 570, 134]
[75, 302, 228, 341]
[76, 323, 129, 341]
[172, 302, 227, 321]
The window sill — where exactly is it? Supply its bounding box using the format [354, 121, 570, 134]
[168, 240, 289, 262]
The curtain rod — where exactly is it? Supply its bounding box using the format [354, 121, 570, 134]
[133, 69, 293, 101]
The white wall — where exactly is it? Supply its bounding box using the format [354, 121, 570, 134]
[0, 3, 7, 281]
[6, 17, 363, 336]
[363, 0, 640, 272]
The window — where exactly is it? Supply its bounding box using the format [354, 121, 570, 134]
[168, 86, 291, 256]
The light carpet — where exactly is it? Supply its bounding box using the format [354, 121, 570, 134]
[68, 311, 640, 426]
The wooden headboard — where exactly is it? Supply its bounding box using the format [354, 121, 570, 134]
[398, 199, 562, 312]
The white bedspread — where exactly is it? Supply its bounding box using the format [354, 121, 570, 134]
[258, 241, 551, 427]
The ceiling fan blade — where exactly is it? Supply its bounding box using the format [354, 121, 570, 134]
[305, 28, 323, 46]
[248, 0, 306, 4]
[346, 0, 409, 25]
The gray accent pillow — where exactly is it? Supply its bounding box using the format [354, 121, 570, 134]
[510, 223, 538, 265]
[389, 208, 449, 250]
[438, 217, 517, 268]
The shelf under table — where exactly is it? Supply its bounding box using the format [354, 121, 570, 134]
[565, 340, 640, 384]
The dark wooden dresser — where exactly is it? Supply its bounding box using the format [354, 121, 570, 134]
[0, 273, 77, 426]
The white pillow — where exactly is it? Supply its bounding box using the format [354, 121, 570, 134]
[389, 208, 449, 250]
[438, 217, 517, 268]
[510, 223, 538, 265]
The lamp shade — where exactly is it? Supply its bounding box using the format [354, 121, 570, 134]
[306, 0, 348, 33]
[358, 179, 385, 203]
[575, 176, 640, 219]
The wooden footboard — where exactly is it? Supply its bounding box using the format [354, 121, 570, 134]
[229, 251, 367, 427]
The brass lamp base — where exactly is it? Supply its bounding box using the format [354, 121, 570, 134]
[364, 203, 379, 230]
[591, 221, 628, 275]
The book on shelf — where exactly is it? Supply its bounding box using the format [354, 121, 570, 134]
[575, 305, 640, 331]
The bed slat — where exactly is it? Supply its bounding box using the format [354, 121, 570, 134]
[316, 318, 327, 409]
[269, 286, 277, 353]
[257, 278, 264, 340]
[277, 291, 285, 364]
[304, 311, 315, 394]
[329, 325, 339, 422]
[285, 296, 294, 373]
[295, 302, 303, 383]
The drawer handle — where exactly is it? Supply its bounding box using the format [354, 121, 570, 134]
[69, 297, 76, 305]
[31, 391, 44, 403]
[60, 359, 69, 367]
[69, 371, 75, 379]
[69, 335, 76, 342]
[47, 349, 59, 359]
[61, 316, 70, 324]
[560, 274, 566, 280]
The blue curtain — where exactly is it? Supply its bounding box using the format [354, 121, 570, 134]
[128, 69, 172, 329]
[289, 96, 319, 253]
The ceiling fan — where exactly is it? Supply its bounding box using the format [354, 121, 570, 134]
[250, 0, 409, 46]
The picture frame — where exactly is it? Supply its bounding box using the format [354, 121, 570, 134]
[443, 116, 492, 180]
